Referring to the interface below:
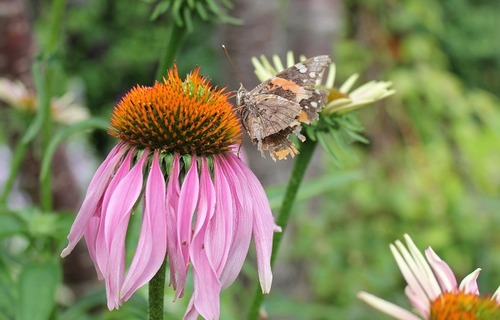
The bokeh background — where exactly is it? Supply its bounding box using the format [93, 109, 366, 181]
[0, 0, 499, 319]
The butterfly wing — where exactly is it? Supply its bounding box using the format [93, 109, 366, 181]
[245, 94, 302, 141]
[239, 55, 331, 160]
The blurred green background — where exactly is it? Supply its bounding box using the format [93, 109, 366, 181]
[0, 0, 499, 319]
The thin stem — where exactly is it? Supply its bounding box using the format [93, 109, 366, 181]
[247, 138, 318, 319]
[149, 259, 167, 320]
[0, 142, 28, 208]
[155, 23, 187, 81]
[40, 0, 66, 211]
[39, 64, 53, 212]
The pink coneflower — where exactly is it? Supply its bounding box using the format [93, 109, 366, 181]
[358, 234, 500, 320]
[61, 66, 280, 319]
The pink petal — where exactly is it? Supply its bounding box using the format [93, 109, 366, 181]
[183, 298, 200, 320]
[425, 247, 458, 293]
[404, 285, 430, 319]
[121, 151, 167, 302]
[205, 157, 233, 275]
[166, 154, 186, 296]
[103, 152, 147, 309]
[186, 157, 220, 319]
[216, 154, 253, 288]
[229, 154, 279, 293]
[95, 150, 135, 284]
[61, 143, 125, 257]
[458, 268, 481, 295]
[493, 286, 500, 304]
[389, 243, 430, 314]
[84, 215, 103, 279]
[177, 155, 200, 272]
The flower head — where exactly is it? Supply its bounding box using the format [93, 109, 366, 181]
[358, 234, 500, 320]
[61, 66, 280, 319]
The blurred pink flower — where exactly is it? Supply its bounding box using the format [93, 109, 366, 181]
[358, 234, 500, 320]
[61, 66, 280, 319]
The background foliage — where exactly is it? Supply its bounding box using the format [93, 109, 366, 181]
[0, 0, 498, 319]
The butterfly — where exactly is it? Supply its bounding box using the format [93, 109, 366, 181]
[237, 55, 331, 160]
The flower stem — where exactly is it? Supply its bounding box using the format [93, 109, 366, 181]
[149, 259, 167, 320]
[155, 23, 187, 81]
[247, 138, 318, 319]
[40, 0, 66, 211]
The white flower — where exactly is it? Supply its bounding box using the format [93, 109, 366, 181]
[250, 51, 395, 114]
[0, 77, 89, 124]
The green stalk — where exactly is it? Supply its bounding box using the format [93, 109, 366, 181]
[155, 23, 187, 81]
[247, 138, 318, 319]
[149, 259, 167, 320]
[40, 0, 66, 211]
[39, 64, 53, 212]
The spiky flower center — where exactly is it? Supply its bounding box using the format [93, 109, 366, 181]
[429, 291, 499, 320]
[109, 66, 241, 155]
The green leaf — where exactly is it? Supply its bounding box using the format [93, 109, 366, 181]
[0, 214, 24, 237]
[183, 6, 193, 32]
[172, 0, 185, 26]
[17, 260, 61, 320]
[195, 2, 209, 20]
[150, 1, 170, 21]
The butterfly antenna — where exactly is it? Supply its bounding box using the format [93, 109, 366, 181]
[222, 45, 245, 85]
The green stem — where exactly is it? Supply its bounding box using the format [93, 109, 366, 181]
[155, 23, 187, 81]
[40, 0, 66, 212]
[0, 142, 28, 208]
[247, 138, 318, 320]
[39, 64, 53, 212]
[149, 259, 167, 320]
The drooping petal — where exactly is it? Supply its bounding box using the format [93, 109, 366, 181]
[185, 157, 220, 319]
[120, 151, 167, 302]
[425, 247, 457, 293]
[61, 143, 125, 257]
[230, 154, 279, 293]
[357, 292, 421, 320]
[84, 215, 103, 279]
[177, 156, 200, 272]
[103, 152, 147, 310]
[166, 154, 186, 295]
[206, 156, 233, 275]
[217, 154, 253, 288]
[458, 268, 481, 295]
[95, 150, 134, 284]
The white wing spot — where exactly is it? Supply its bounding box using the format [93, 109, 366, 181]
[310, 101, 318, 108]
[309, 71, 316, 78]
[296, 63, 307, 73]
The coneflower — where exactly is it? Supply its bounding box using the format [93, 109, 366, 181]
[61, 65, 280, 319]
[358, 234, 500, 320]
